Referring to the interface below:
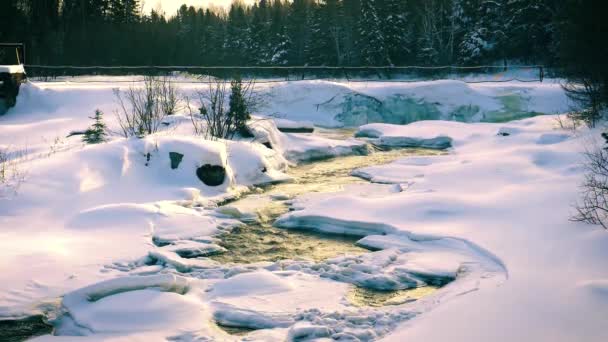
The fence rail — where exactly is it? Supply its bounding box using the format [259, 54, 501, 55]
[23, 65, 547, 84]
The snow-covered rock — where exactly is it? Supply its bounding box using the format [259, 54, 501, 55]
[248, 116, 371, 162]
[274, 118, 315, 133]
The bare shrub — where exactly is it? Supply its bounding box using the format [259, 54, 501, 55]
[563, 78, 606, 128]
[572, 140, 608, 230]
[187, 77, 257, 140]
[158, 76, 180, 115]
[0, 146, 27, 198]
[114, 76, 180, 138]
[555, 113, 581, 132]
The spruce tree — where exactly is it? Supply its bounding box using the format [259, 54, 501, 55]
[359, 0, 391, 65]
[269, 0, 291, 65]
[249, 0, 271, 64]
[224, 3, 249, 65]
[307, 0, 344, 66]
[380, 0, 412, 65]
[286, 0, 312, 65]
[504, 0, 555, 63]
[341, 0, 362, 66]
[83, 110, 108, 144]
[228, 77, 251, 137]
[458, 0, 505, 64]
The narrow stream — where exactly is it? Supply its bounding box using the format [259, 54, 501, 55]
[210, 142, 446, 310]
[211, 147, 443, 264]
[0, 316, 53, 342]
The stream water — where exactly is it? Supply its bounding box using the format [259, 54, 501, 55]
[210, 140, 445, 310]
[0, 316, 53, 342]
[211, 146, 443, 264]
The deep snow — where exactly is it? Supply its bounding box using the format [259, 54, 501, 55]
[0, 78, 606, 341]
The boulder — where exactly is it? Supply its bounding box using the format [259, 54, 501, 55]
[169, 152, 184, 170]
[196, 164, 226, 186]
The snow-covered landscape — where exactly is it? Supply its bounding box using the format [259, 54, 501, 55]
[0, 76, 606, 341]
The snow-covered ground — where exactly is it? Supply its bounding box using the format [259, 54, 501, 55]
[1, 78, 606, 341]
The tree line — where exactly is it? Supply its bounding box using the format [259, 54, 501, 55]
[1, 0, 563, 67]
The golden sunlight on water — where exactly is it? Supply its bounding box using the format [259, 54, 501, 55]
[211, 146, 443, 264]
[348, 286, 439, 307]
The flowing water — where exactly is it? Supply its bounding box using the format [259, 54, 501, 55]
[348, 286, 440, 307]
[210, 146, 444, 264]
[209, 140, 446, 312]
[0, 316, 53, 342]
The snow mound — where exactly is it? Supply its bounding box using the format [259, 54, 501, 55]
[356, 121, 485, 149]
[352, 155, 455, 184]
[288, 322, 332, 340]
[274, 118, 315, 132]
[147, 250, 219, 272]
[209, 272, 350, 330]
[274, 203, 398, 236]
[152, 203, 240, 244]
[59, 275, 205, 334]
[210, 271, 294, 297]
[248, 116, 371, 162]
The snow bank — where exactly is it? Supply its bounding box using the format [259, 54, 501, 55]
[57, 275, 207, 335]
[210, 271, 293, 297]
[248, 116, 370, 162]
[274, 118, 315, 133]
[356, 124, 454, 149]
[260, 80, 569, 127]
[209, 271, 350, 330]
[355, 121, 497, 149]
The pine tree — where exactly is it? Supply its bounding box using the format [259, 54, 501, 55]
[379, 0, 412, 65]
[248, 0, 271, 64]
[341, 0, 362, 65]
[83, 110, 108, 144]
[307, 0, 344, 66]
[503, 0, 555, 63]
[228, 76, 251, 137]
[109, 0, 139, 24]
[224, 3, 249, 65]
[268, 0, 291, 65]
[200, 9, 224, 66]
[286, 0, 312, 65]
[458, 0, 505, 64]
[358, 0, 390, 65]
